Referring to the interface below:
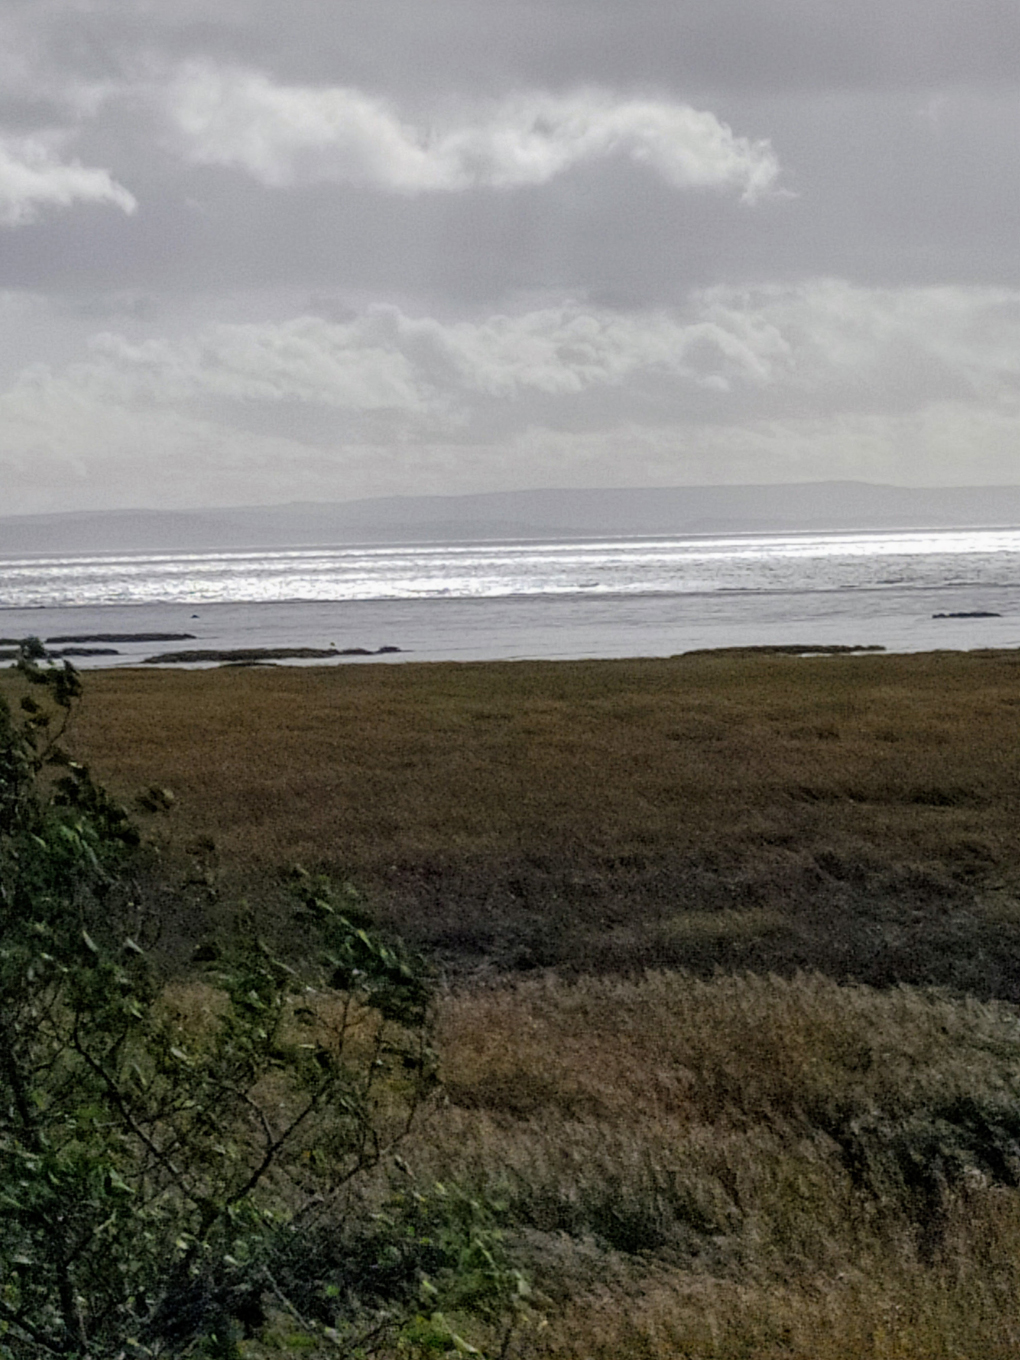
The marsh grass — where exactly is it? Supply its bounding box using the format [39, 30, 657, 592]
[414, 971, 1020, 1357]
[157, 967, 1020, 1356]
[48, 650, 1020, 993]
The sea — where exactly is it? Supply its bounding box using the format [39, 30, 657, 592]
[1, 526, 1020, 667]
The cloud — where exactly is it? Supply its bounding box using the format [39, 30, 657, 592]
[47, 282, 1019, 422]
[0, 133, 136, 226]
[0, 300, 780, 493]
[66, 300, 786, 421]
[2, 281, 1019, 513]
[0, 383, 326, 514]
[501, 401, 1020, 490]
[696, 280, 1020, 410]
[165, 63, 780, 200]
[85, 318, 435, 411]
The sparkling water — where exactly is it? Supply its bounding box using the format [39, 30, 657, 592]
[1, 527, 1019, 665]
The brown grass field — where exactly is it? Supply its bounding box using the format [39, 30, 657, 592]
[12, 649, 1020, 1356]
[61, 649, 1020, 993]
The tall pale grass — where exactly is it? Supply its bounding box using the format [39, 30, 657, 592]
[401, 972, 1020, 1357]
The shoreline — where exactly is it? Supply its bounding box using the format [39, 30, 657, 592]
[1, 583, 1019, 668]
[11, 636, 1020, 670]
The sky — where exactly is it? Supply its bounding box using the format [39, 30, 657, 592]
[0, 0, 1019, 515]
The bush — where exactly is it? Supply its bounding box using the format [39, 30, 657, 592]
[0, 643, 480, 1357]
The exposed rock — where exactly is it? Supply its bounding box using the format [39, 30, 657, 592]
[683, 644, 885, 656]
[143, 645, 403, 664]
[45, 632, 196, 643]
[1, 646, 120, 659]
[144, 647, 342, 664]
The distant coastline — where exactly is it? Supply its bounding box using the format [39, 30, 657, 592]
[4, 481, 1020, 556]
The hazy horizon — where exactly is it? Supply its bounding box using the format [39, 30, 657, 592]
[8, 476, 1020, 520]
[6, 480, 1020, 556]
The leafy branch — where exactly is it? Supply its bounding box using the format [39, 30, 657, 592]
[0, 643, 464, 1358]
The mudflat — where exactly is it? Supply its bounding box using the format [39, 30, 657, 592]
[60, 648, 1020, 994]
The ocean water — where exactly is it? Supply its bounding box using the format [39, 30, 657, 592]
[1, 527, 1019, 666]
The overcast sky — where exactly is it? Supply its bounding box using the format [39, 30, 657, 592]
[1, 0, 1019, 514]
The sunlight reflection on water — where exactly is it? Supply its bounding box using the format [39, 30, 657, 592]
[4, 528, 1020, 609]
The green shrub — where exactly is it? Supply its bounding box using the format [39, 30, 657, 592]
[1, 643, 498, 1358]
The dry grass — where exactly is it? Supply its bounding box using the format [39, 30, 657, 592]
[146, 968, 1020, 1357]
[37, 649, 1020, 993]
[528, 1263, 1020, 1360]
[410, 971, 1020, 1358]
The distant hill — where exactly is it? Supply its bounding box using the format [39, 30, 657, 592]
[3, 482, 1020, 555]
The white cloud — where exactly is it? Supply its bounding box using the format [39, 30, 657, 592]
[41, 283, 1019, 420]
[0, 133, 136, 226]
[696, 280, 1020, 409]
[0, 10, 137, 227]
[86, 319, 435, 411]
[62, 301, 786, 421]
[363, 304, 787, 395]
[1, 281, 1019, 512]
[166, 63, 780, 199]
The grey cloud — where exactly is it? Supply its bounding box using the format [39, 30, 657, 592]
[16, 0, 1020, 94]
[57, 292, 160, 321]
[5, 0, 1020, 161]
[0, 0, 1018, 513]
[0, 10, 137, 227]
[3, 81, 1015, 309]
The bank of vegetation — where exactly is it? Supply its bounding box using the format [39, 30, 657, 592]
[2, 646, 1020, 1356]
